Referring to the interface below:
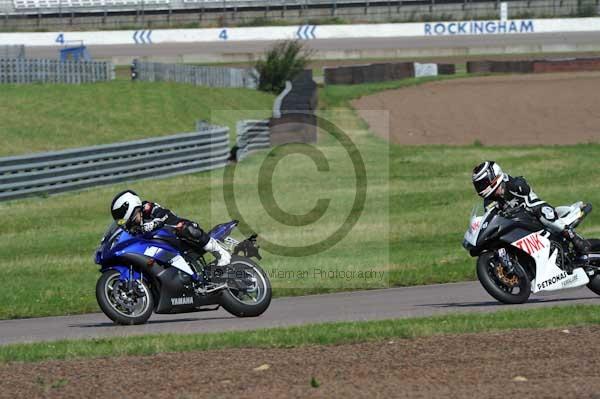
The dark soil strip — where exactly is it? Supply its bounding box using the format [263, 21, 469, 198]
[2, 326, 600, 398]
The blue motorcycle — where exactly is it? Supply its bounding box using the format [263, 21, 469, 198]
[94, 220, 271, 325]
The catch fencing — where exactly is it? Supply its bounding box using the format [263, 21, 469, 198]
[0, 125, 230, 201]
[235, 119, 270, 161]
[0, 58, 114, 84]
[0, 45, 24, 58]
[132, 60, 259, 89]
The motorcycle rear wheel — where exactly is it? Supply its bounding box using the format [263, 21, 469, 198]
[96, 269, 154, 325]
[219, 255, 272, 317]
[477, 251, 531, 304]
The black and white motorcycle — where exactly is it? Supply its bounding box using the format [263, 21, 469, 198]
[463, 201, 600, 304]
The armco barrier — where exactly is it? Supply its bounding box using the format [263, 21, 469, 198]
[132, 60, 258, 89]
[235, 119, 270, 161]
[0, 126, 230, 201]
[0, 58, 114, 84]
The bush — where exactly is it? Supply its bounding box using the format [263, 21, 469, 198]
[255, 40, 311, 94]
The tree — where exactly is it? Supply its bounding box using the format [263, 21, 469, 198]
[255, 40, 312, 94]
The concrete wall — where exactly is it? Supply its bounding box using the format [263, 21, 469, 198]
[1, 0, 587, 31]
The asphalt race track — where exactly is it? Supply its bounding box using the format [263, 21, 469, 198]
[25, 32, 600, 60]
[1, 281, 597, 345]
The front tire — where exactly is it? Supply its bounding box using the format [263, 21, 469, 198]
[96, 269, 154, 325]
[219, 255, 272, 317]
[477, 251, 531, 304]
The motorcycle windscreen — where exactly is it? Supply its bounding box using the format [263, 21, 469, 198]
[464, 204, 485, 246]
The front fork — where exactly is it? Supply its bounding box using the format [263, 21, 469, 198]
[496, 248, 515, 274]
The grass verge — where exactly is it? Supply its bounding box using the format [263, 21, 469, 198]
[1, 305, 599, 363]
[0, 81, 274, 156]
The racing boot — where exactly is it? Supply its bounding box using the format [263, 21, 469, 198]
[563, 228, 591, 255]
[203, 237, 232, 267]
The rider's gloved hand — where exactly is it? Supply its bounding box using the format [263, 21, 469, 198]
[203, 237, 231, 267]
[141, 216, 167, 233]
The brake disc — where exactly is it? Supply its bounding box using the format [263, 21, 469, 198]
[495, 264, 520, 287]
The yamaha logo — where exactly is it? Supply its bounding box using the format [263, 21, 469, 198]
[171, 297, 193, 306]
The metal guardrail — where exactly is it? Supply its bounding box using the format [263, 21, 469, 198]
[235, 119, 270, 161]
[132, 60, 259, 89]
[0, 126, 230, 201]
[0, 58, 114, 84]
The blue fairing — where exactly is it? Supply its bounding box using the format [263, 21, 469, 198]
[95, 220, 239, 281]
[107, 265, 142, 282]
[95, 224, 180, 267]
[208, 220, 238, 241]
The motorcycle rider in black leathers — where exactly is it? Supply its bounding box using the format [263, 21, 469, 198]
[472, 161, 591, 256]
[110, 190, 231, 266]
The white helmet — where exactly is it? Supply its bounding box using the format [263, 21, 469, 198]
[472, 161, 506, 198]
[111, 190, 142, 227]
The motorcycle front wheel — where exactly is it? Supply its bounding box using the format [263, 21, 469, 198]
[476, 251, 531, 304]
[586, 239, 600, 296]
[218, 255, 272, 317]
[96, 269, 154, 325]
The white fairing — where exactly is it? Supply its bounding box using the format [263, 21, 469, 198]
[170, 255, 195, 276]
[555, 202, 585, 227]
[509, 230, 589, 293]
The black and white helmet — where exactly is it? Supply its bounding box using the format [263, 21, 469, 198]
[111, 190, 142, 227]
[472, 161, 506, 198]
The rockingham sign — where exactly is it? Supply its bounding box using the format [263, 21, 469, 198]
[0, 17, 599, 46]
[424, 20, 535, 35]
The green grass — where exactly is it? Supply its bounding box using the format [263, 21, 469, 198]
[319, 73, 482, 108]
[319, 75, 600, 289]
[0, 81, 274, 156]
[1, 73, 599, 319]
[2, 305, 599, 363]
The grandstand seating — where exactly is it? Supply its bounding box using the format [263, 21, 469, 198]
[13, 0, 168, 9]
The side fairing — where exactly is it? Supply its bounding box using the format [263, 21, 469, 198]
[507, 230, 590, 293]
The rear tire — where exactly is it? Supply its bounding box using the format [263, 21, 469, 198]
[96, 269, 154, 325]
[477, 251, 531, 304]
[219, 256, 272, 317]
[586, 239, 600, 296]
